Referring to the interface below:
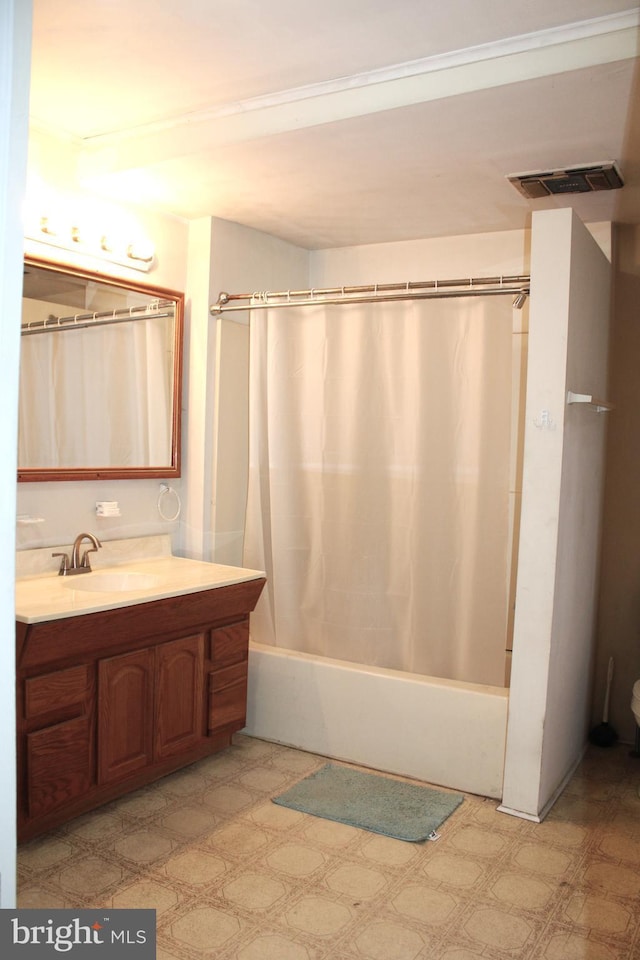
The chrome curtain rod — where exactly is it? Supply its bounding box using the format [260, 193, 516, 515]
[210, 275, 530, 315]
[21, 299, 175, 336]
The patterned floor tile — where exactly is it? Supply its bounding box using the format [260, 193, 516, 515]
[16, 738, 640, 960]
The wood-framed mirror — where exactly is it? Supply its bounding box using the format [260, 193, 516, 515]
[18, 256, 184, 481]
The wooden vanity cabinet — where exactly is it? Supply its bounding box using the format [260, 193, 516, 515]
[16, 577, 265, 842]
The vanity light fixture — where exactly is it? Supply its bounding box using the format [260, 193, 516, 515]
[27, 218, 155, 273]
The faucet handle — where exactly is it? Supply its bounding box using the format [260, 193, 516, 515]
[52, 552, 70, 576]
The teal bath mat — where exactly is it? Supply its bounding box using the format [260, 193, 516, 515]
[273, 763, 464, 842]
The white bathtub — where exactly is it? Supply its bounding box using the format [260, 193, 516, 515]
[244, 641, 509, 798]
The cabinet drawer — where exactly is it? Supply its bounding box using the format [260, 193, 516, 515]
[27, 715, 93, 818]
[210, 621, 248, 666]
[210, 661, 247, 692]
[208, 664, 247, 733]
[24, 665, 90, 721]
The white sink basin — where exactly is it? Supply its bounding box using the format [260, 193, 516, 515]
[63, 572, 161, 593]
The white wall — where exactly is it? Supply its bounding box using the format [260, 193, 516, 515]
[501, 209, 611, 820]
[17, 481, 186, 552]
[310, 223, 611, 288]
[179, 217, 217, 560]
[311, 228, 530, 287]
[179, 218, 309, 564]
[210, 220, 309, 565]
[0, 0, 32, 908]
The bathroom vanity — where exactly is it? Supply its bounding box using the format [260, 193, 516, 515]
[15, 538, 265, 842]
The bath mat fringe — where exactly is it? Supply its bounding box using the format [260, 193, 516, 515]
[272, 763, 464, 842]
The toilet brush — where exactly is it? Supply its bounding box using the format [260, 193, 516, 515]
[589, 657, 618, 747]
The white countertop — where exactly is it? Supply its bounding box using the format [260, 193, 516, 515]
[16, 536, 265, 624]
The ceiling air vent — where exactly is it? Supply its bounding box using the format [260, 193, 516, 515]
[507, 161, 623, 200]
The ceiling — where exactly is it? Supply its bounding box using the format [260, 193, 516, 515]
[29, 0, 640, 249]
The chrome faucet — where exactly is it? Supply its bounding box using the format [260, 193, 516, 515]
[53, 532, 102, 576]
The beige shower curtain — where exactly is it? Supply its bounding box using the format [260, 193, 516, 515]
[18, 315, 172, 468]
[244, 296, 513, 686]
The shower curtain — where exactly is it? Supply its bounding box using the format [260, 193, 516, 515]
[18, 316, 172, 468]
[244, 296, 514, 686]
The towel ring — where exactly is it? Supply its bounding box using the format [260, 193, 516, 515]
[157, 483, 181, 522]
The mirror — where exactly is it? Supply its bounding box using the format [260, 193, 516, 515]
[18, 257, 184, 481]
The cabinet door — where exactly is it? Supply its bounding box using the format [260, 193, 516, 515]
[155, 633, 206, 760]
[98, 648, 154, 784]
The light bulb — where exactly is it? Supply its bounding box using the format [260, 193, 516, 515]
[127, 240, 155, 263]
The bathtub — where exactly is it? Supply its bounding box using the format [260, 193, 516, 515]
[244, 641, 509, 799]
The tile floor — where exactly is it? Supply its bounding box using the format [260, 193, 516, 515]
[17, 735, 640, 960]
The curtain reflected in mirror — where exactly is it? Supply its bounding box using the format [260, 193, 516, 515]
[18, 258, 183, 481]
